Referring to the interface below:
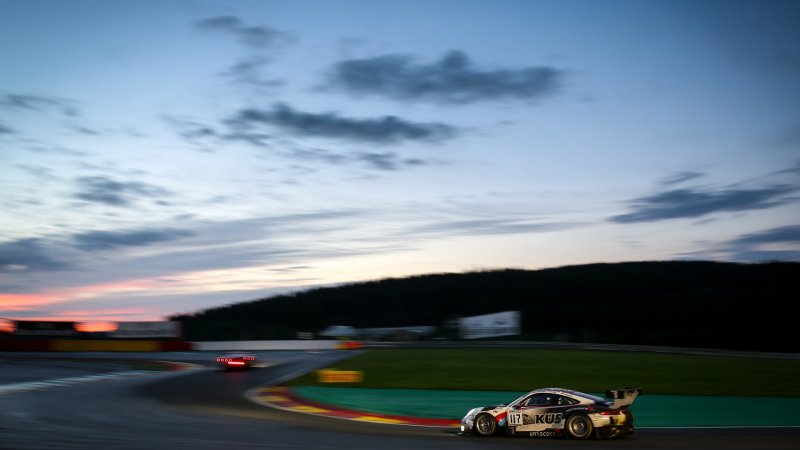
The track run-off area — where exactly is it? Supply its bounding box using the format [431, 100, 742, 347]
[1, 350, 798, 450]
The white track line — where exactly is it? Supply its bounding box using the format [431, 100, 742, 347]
[0, 371, 150, 395]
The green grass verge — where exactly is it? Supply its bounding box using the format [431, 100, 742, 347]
[290, 386, 800, 426]
[289, 349, 800, 397]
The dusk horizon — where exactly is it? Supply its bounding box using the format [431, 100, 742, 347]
[2, 0, 799, 328]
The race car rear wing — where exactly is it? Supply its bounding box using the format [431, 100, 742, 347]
[604, 387, 642, 409]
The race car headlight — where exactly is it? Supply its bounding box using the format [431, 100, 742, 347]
[462, 407, 481, 422]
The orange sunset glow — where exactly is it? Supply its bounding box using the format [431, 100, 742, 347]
[1, 278, 166, 323]
[0, 319, 14, 333]
[74, 321, 118, 333]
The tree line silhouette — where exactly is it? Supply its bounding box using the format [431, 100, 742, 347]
[171, 261, 798, 352]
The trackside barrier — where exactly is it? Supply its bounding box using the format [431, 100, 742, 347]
[0, 339, 50, 351]
[0, 339, 359, 352]
[52, 340, 160, 352]
[317, 369, 364, 383]
[0, 339, 195, 352]
[191, 340, 342, 351]
[160, 340, 193, 351]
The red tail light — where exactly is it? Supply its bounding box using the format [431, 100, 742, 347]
[600, 410, 621, 415]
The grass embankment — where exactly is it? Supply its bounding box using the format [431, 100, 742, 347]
[290, 349, 800, 397]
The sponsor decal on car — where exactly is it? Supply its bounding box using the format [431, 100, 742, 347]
[508, 412, 563, 426]
[529, 431, 557, 437]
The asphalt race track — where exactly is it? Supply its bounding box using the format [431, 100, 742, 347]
[1, 351, 798, 449]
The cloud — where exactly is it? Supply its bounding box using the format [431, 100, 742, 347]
[402, 217, 575, 238]
[267, 265, 314, 274]
[222, 130, 273, 147]
[322, 50, 562, 104]
[726, 249, 800, 262]
[0, 238, 66, 272]
[59, 211, 383, 284]
[0, 203, 582, 311]
[727, 224, 800, 247]
[194, 17, 290, 91]
[775, 159, 800, 176]
[162, 115, 218, 142]
[610, 184, 797, 223]
[27, 145, 87, 157]
[224, 55, 285, 89]
[354, 152, 430, 171]
[271, 145, 439, 171]
[74, 176, 172, 207]
[70, 125, 101, 136]
[73, 228, 194, 252]
[166, 115, 444, 170]
[0, 93, 78, 116]
[0, 122, 14, 134]
[194, 16, 290, 50]
[661, 171, 705, 185]
[226, 103, 459, 144]
[685, 225, 800, 262]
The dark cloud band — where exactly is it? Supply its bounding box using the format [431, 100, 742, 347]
[0, 238, 65, 272]
[728, 225, 800, 247]
[662, 171, 705, 186]
[610, 185, 796, 223]
[323, 50, 561, 104]
[194, 16, 289, 50]
[227, 103, 458, 144]
[73, 229, 194, 251]
[74, 176, 172, 207]
[0, 93, 78, 116]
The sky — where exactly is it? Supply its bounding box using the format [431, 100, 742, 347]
[1, 0, 799, 329]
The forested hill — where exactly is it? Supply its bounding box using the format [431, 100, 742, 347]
[172, 261, 798, 351]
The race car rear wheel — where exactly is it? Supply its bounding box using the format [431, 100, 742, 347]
[474, 413, 497, 436]
[565, 414, 594, 440]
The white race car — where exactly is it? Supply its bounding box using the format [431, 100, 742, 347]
[460, 387, 641, 440]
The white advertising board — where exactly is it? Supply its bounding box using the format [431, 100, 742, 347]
[111, 321, 180, 338]
[459, 310, 520, 339]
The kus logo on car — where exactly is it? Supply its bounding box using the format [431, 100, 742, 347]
[533, 413, 562, 424]
[509, 411, 564, 426]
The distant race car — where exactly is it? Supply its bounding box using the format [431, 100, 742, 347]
[215, 351, 257, 370]
[460, 387, 641, 440]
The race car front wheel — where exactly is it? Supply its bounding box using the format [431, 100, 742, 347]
[565, 414, 594, 440]
[474, 413, 497, 436]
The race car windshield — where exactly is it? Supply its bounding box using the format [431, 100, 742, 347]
[507, 392, 533, 406]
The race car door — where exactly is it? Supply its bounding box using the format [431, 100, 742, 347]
[507, 393, 567, 434]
